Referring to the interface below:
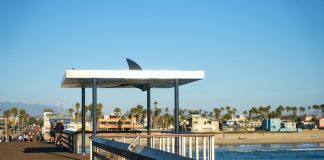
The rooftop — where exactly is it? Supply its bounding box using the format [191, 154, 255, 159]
[61, 69, 204, 88]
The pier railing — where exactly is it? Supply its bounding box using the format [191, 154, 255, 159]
[90, 136, 191, 160]
[94, 133, 215, 160]
[62, 131, 215, 160]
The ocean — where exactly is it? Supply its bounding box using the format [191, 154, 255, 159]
[215, 143, 324, 160]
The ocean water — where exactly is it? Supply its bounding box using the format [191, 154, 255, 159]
[215, 143, 324, 160]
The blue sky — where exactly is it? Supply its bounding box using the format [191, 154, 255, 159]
[1, 0, 323, 114]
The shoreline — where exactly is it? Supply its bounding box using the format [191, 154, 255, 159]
[214, 130, 324, 145]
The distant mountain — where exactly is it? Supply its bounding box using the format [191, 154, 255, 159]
[0, 102, 59, 116]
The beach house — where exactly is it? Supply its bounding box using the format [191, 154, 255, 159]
[259, 118, 301, 132]
[189, 112, 219, 132]
[98, 114, 143, 131]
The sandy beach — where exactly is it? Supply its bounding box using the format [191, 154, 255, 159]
[214, 130, 324, 145]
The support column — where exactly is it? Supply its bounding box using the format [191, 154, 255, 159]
[92, 78, 97, 136]
[147, 85, 151, 147]
[174, 79, 179, 154]
[81, 86, 86, 155]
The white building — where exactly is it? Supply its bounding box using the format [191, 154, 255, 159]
[43, 111, 54, 133]
[189, 113, 219, 132]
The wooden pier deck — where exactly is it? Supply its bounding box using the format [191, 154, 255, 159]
[0, 141, 89, 160]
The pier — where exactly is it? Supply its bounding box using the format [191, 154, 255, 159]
[0, 140, 89, 160]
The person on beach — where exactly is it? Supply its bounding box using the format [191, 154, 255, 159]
[18, 135, 23, 141]
[28, 132, 33, 142]
[40, 134, 45, 141]
[23, 132, 28, 141]
[36, 131, 40, 141]
[50, 121, 56, 143]
[55, 120, 64, 145]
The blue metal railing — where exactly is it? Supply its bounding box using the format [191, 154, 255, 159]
[90, 136, 191, 160]
[62, 131, 214, 160]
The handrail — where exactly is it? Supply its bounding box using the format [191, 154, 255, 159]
[62, 130, 215, 160]
[97, 133, 214, 138]
[127, 136, 140, 150]
[90, 136, 191, 160]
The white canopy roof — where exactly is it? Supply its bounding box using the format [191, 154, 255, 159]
[61, 70, 204, 88]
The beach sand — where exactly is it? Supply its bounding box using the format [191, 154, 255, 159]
[214, 130, 324, 145]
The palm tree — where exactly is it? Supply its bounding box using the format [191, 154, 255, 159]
[88, 104, 93, 121]
[11, 107, 18, 135]
[68, 108, 74, 118]
[85, 104, 89, 117]
[75, 103, 80, 122]
[154, 101, 158, 108]
[19, 109, 27, 131]
[153, 106, 161, 128]
[163, 112, 171, 130]
[136, 104, 144, 123]
[226, 106, 231, 113]
[97, 103, 103, 119]
[307, 106, 311, 115]
[320, 104, 324, 117]
[265, 106, 271, 118]
[213, 108, 221, 120]
[286, 106, 291, 116]
[313, 105, 320, 116]
[232, 108, 237, 116]
[3, 110, 11, 135]
[86, 103, 103, 124]
[275, 105, 285, 118]
[114, 107, 122, 116]
[243, 111, 248, 119]
[249, 107, 257, 120]
[291, 106, 298, 121]
[299, 107, 306, 116]
[220, 107, 225, 115]
[165, 107, 169, 113]
[209, 112, 213, 117]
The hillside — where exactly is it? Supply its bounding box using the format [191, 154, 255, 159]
[0, 102, 59, 116]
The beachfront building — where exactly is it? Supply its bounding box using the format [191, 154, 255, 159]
[235, 120, 262, 131]
[98, 114, 143, 131]
[223, 114, 248, 131]
[259, 118, 301, 132]
[317, 118, 324, 129]
[232, 114, 246, 122]
[189, 112, 219, 132]
[261, 118, 281, 131]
